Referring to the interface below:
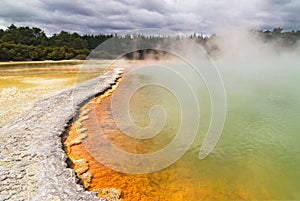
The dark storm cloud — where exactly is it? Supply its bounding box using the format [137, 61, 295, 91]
[40, 1, 94, 16]
[0, 0, 299, 34]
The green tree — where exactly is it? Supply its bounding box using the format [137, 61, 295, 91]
[49, 31, 88, 49]
[0, 29, 4, 39]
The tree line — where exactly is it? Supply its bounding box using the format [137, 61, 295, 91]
[0, 25, 299, 61]
[255, 28, 300, 47]
[0, 24, 112, 61]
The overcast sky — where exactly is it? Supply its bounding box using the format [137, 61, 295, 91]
[0, 0, 299, 35]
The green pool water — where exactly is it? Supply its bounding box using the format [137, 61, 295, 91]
[102, 59, 300, 200]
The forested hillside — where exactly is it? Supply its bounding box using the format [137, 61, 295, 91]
[0, 25, 299, 61]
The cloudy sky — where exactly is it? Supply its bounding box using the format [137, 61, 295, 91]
[0, 0, 299, 35]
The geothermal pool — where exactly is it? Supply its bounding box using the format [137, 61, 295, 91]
[65, 60, 300, 200]
[0, 61, 107, 90]
[0, 61, 109, 126]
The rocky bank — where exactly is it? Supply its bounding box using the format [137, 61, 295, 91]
[0, 68, 123, 201]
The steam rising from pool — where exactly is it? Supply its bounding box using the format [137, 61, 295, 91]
[70, 29, 300, 200]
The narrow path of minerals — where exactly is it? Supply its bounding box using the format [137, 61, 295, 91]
[0, 68, 123, 201]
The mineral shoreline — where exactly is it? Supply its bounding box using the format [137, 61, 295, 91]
[0, 68, 123, 201]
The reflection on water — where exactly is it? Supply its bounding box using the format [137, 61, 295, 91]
[66, 63, 300, 200]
